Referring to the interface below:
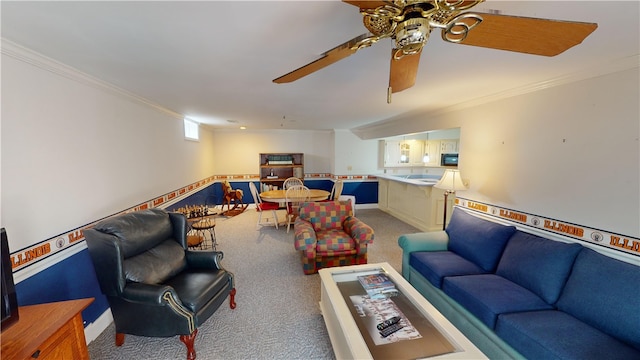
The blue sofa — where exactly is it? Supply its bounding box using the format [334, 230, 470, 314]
[398, 208, 640, 359]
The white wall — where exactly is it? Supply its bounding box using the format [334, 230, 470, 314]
[1, 44, 216, 250]
[333, 129, 380, 175]
[209, 129, 333, 175]
[354, 66, 640, 237]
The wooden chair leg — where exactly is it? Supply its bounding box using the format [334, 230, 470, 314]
[179, 329, 198, 360]
[115, 332, 125, 346]
[229, 288, 237, 309]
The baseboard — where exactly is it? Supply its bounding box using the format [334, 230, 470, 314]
[85, 308, 113, 344]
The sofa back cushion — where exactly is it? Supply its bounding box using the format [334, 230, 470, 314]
[556, 249, 640, 350]
[299, 200, 353, 232]
[94, 209, 173, 258]
[446, 208, 516, 272]
[123, 239, 187, 284]
[496, 231, 582, 304]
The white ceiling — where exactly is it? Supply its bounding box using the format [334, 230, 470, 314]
[1, 1, 638, 134]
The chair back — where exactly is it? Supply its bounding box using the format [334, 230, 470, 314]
[286, 185, 310, 215]
[84, 209, 189, 295]
[330, 180, 344, 200]
[248, 181, 261, 205]
[283, 177, 303, 189]
[298, 200, 353, 231]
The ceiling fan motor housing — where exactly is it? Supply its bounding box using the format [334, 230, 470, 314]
[395, 17, 431, 56]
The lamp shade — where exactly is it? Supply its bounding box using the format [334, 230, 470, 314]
[434, 169, 467, 192]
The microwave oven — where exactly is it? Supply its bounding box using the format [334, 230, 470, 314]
[441, 153, 459, 166]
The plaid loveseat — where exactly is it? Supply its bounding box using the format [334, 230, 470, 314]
[293, 200, 374, 275]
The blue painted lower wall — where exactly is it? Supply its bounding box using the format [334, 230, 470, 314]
[16, 248, 110, 325]
[15, 178, 378, 327]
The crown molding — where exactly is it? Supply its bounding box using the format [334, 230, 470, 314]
[352, 54, 640, 139]
[1, 38, 184, 120]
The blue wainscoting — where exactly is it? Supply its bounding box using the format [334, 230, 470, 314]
[16, 247, 109, 324]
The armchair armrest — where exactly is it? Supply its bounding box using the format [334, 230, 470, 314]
[294, 218, 317, 251]
[398, 231, 449, 279]
[344, 216, 374, 246]
[185, 250, 224, 269]
[122, 282, 178, 305]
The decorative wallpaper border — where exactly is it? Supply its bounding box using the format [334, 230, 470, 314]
[11, 176, 218, 273]
[456, 197, 640, 257]
[10, 173, 376, 273]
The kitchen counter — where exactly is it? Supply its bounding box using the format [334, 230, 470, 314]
[376, 174, 441, 186]
[377, 174, 453, 232]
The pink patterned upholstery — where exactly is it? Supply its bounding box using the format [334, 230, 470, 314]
[293, 200, 374, 275]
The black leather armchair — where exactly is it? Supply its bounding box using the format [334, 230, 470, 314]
[84, 209, 236, 360]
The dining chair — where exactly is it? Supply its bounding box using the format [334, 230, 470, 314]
[329, 179, 344, 200]
[285, 185, 310, 233]
[249, 181, 280, 229]
[283, 177, 303, 190]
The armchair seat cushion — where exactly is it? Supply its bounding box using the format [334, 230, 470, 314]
[165, 268, 231, 313]
[316, 229, 356, 253]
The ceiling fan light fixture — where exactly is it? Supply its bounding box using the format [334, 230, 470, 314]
[395, 17, 431, 57]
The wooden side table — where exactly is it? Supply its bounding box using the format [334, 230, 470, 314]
[1, 298, 94, 360]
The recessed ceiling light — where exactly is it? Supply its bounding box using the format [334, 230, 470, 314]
[240, 126, 247, 130]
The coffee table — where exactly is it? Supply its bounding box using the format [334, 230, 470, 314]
[318, 262, 486, 359]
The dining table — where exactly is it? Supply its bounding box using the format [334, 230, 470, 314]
[260, 189, 330, 203]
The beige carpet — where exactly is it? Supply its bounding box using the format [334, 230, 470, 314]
[87, 207, 421, 360]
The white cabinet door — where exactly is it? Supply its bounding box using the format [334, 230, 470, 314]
[408, 140, 425, 165]
[384, 141, 402, 167]
[440, 140, 459, 154]
[423, 140, 441, 166]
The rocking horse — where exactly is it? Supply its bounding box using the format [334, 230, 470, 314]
[221, 180, 247, 216]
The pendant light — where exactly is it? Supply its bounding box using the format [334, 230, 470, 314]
[423, 132, 430, 163]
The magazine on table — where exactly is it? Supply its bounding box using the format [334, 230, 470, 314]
[357, 272, 398, 299]
[349, 294, 422, 345]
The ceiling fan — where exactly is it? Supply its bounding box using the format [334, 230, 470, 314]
[273, 0, 597, 103]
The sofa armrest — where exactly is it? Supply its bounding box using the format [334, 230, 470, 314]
[294, 218, 317, 251]
[344, 217, 374, 255]
[398, 231, 449, 279]
[122, 282, 177, 305]
[185, 250, 224, 269]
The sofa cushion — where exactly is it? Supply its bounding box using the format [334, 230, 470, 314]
[95, 209, 173, 258]
[496, 310, 640, 360]
[556, 249, 640, 350]
[496, 231, 582, 304]
[409, 251, 487, 288]
[123, 239, 187, 284]
[443, 274, 554, 329]
[445, 208, 516, 272]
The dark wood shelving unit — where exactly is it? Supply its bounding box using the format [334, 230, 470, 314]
[259, 153, 304, 190]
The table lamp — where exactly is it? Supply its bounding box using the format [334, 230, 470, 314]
[434, 169, 467, 230]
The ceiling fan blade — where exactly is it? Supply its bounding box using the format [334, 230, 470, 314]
[273, 33, 371, 84]
[454, 13, 597, 56]
[342, 1, 387, 10]
[389, 49, 422, 93]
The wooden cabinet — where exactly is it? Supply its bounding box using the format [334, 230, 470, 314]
[1, 298, 94, 360]
[259, 153, 304, 189]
